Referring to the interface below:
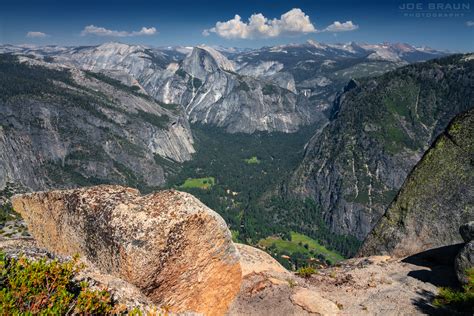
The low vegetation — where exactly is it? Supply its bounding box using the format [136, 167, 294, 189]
[131, 109, 169, 129]
[296, 266, 317, 278]
[0, 253, 118, 315]
[0, 54, 74, 101]
[235, 81, 250, 92]
[157, 101, 180, 113]
[244, 156, 260, 164]
[259, 232, 344, 269]
[0, 202, 14, 226]
[262, 84, 278, 95]
[179, 177, 215, 189]
[433, 268, 474, 314]
[84, 70, 142, 96]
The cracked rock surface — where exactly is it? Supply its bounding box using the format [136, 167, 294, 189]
[12, 185, 241, 315]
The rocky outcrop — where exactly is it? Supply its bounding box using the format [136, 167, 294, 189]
[235, 243, 290, 278]
[358, 109, 474, 257]
[2, 235, 454, 315]
[11, 185, 241, 315]
[229, 243, 339, 315]
[230, 243, 452, 315]
[4, 184, 465, 315]
[290, 288, 340, 315]
[289, 54, 474, 240]
[460, 221, 474, 243]
[455, 222, 474, 285]
[0, 54, 194, 191]
[455, 241, 474, 285]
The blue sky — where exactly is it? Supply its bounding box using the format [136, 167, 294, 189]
[1, 0, 473, 51]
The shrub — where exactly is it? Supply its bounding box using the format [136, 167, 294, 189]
[286, 278, 297, 288]
[433, 268, 474, 314]
[0, 202, 14, 225]
[0, 252, 116, 314]
[296, 266, 317, 278]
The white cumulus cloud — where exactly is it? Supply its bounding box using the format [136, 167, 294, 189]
[203, 8, 316, 39]
[323, 21, 359, 32]
[26, 31, 48, 38]
[81, 25, 157, 37]
[467, 21, 474, 26]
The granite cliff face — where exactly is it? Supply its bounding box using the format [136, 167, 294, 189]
[175, 46, 316, 133]
[358, 109, 474, 257]
[60, 44, 317, 133]
[12, 185, 242, 315]
[289, 54, 474, 240]
[0, 54, 194, 191]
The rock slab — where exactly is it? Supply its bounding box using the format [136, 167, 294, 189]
[12, 185, 242, 315]
[290, 288, 340, 315]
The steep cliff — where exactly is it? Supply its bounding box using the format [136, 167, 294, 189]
[1, 41, 447, 134]
[0, 54, 194, 191]
[177, 46, 317, 133]
[54, 43, 317, 133]
[289, 54, 474, 240]
[358, 109, 474, 257]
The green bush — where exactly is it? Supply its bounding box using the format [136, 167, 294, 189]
[296, 266, 317, 278]
[433, 268, 474, 314]
[0, 202, 14, 225]
[0, 252, 117, 314]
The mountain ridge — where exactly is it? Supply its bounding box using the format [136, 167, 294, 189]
[0, 40, 449, 134]
[0, 54, 194, 191]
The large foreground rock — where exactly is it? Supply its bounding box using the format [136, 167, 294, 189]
[12, 185, 241, 315]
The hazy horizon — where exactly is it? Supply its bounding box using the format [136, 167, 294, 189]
[0, 39, 462, 54]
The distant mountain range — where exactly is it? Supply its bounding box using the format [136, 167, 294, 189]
[0, 41, 448, 133]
